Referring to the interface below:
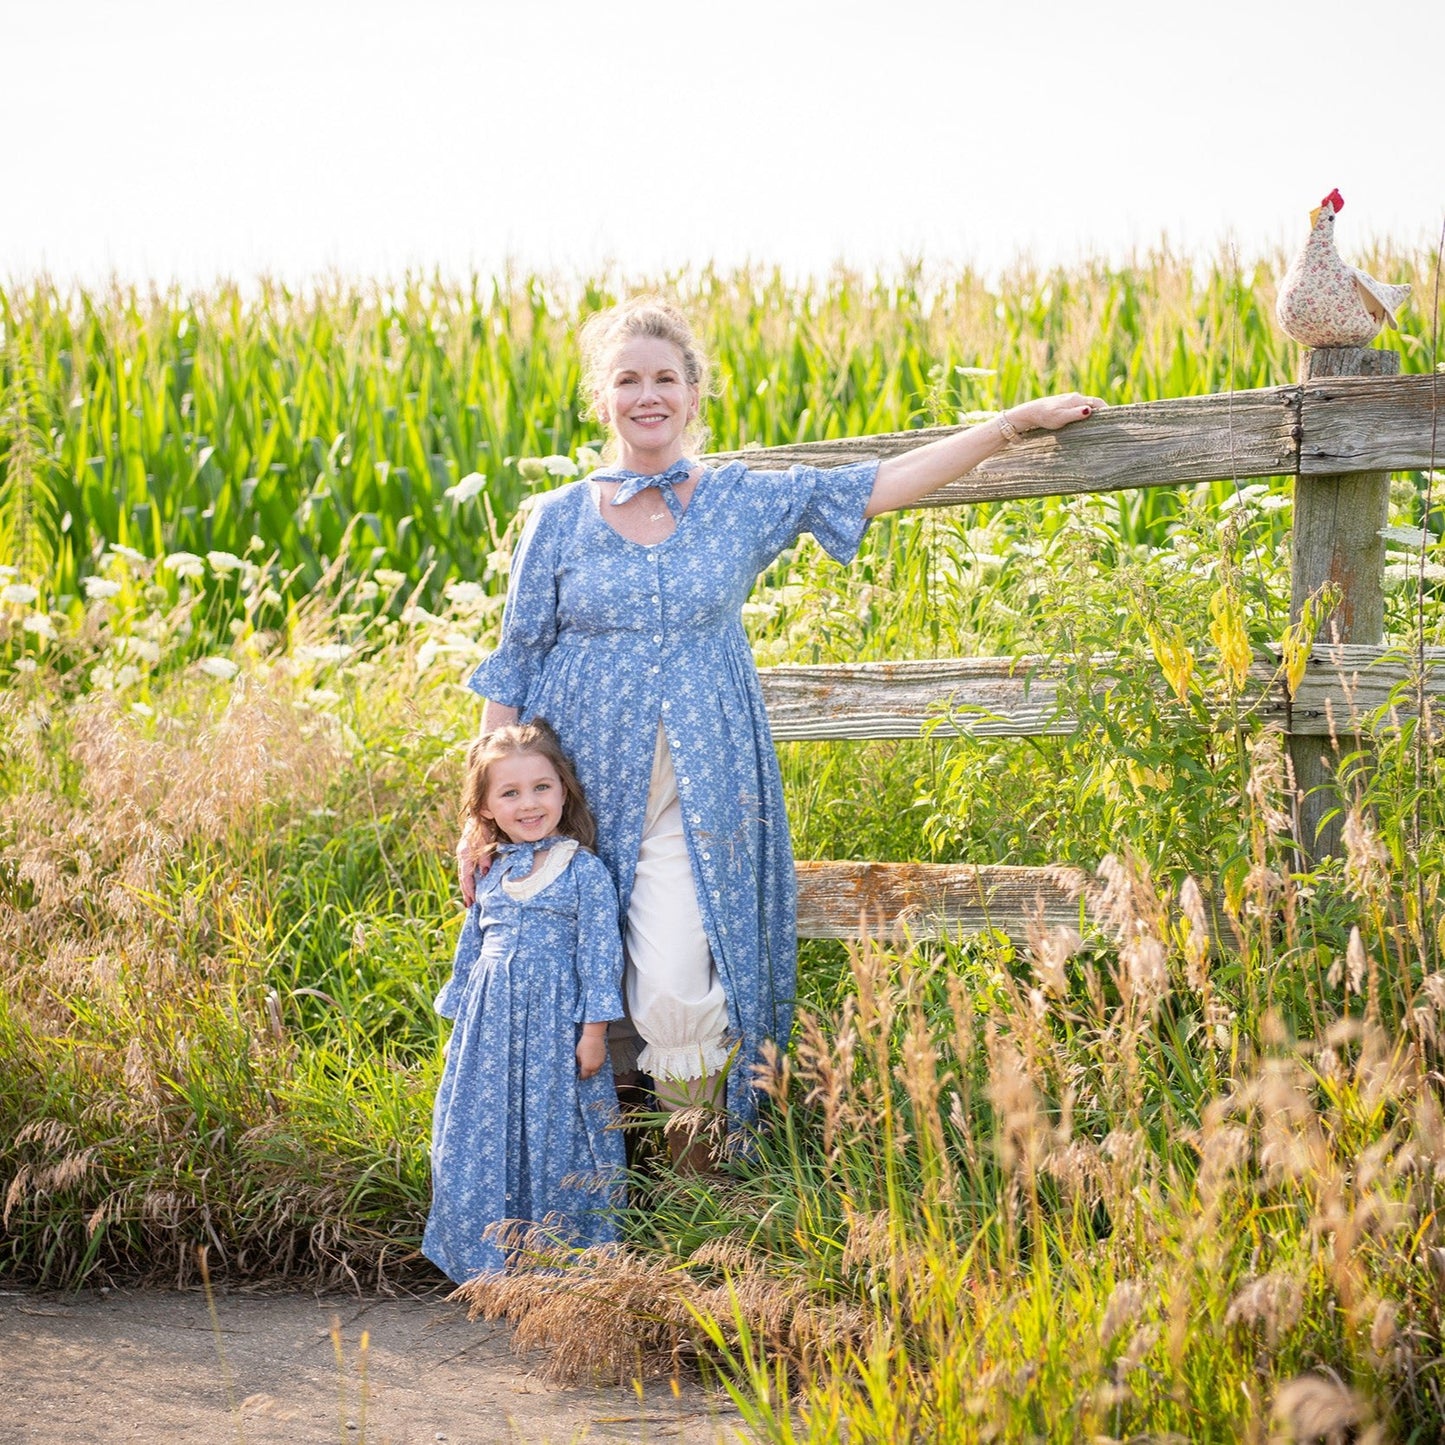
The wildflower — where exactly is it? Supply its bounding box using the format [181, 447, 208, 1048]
[1, 583, 40, 605]
[90, 664, 115, 690]
[296, 643, 352, 664]
[516, 457, 547, 482]
[445, 471, 487, 503]
[305, 689, 341, 707]
[0, 565, 16, 581]
[131, 701, 154, 717]
[23, 614, 57, 640]
[1384, 561, 1445, 588]
[206, 550, 244, 574]
[401, 605, 444, 626]
[575, 446, 602, 472]
[541, 455, 578, 478]
[199, 656, 239, 680]
[105, 544, 147, 565]
[373, 568, 406, 589]
[83, 577, 123, 600]
[115, 664, 140, 690]
[259, 587, 283, 608]
[354, 580, 380, 602]
[14, 657, 37, 673]
[444, 580, 485, 608]
[164, 552, 206, 580]
[247, 535, 266, 554]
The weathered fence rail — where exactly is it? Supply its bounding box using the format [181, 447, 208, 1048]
[762, 645, 1445, 743]
[709, 374, 1441, 504]
[715, 367, 1442, 945]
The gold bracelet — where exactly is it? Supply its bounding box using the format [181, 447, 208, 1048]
[997, 412, 1022, 444]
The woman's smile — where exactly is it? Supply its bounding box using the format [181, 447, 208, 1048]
[598, 336, 697, 468]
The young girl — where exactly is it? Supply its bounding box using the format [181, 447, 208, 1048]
[423, 720, 627, 1283]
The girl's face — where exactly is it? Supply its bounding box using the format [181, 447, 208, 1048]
[594, 336, 697, 468]
[479, 751, 566, 844]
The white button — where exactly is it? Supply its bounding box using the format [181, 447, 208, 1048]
[662, 700, 671, 711]
[702, 851, 711, 860]
[651, 594, 660, 604]
[652, 634, 662, 643]
[692, 814, 701, 824]
[651, 665, 660, 674]
[681, 777, 690, 786]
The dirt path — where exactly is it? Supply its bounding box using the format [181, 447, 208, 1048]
[0, 1288, 746, 1444]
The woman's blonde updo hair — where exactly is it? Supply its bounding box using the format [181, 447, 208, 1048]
[578, 296, 714, 458]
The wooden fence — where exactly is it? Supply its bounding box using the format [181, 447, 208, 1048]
[707, 365, 1444, 945]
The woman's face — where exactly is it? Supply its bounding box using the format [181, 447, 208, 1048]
[595, 336, 697, 468]
[480, 752, 566, 845]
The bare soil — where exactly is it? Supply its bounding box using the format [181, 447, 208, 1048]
[0, 1288, 744, 1444]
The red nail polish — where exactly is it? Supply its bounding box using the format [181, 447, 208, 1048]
[1082, 406, 1092, 416]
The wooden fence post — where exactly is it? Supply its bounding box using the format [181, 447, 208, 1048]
[1289, 346, 1400, 858]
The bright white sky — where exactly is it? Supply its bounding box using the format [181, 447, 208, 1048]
[5, 0, 1442, 286]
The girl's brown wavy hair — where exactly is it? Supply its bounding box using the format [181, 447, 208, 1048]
[460, 718, 597, 858]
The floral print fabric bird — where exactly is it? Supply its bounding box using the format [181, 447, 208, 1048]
[1276, 189, 1410, 348]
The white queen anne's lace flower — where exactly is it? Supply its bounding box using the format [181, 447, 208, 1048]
[164, 552, 206, 580]
[84, 577, 123, 600]
[445, 471, 487, 503]
[296, 643, 352, 664]
[199, 656, 239, 680]
[2, 583, 40, 605]
[206, 551, 244, 575]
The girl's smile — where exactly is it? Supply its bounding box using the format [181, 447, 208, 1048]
[480, 753, 565, 845]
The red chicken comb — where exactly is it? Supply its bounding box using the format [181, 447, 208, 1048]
[1320, 188, 1344, 213]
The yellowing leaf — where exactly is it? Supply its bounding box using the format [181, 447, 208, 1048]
[1209, 587, 1253, 692]
[1146, 621, 1195, 703]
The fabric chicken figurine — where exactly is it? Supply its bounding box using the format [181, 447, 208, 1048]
[1276, 189, 1410, 347]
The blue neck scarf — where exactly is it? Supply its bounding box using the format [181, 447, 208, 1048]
[592, 458, 697, 522]
[493, 834, 565, 880]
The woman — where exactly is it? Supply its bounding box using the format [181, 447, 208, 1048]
[460, 296, 1101, 1164]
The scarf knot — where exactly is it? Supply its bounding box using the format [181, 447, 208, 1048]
[593, 459, 697, 520]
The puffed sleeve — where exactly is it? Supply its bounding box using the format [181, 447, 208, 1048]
[466, 501, 559, 709]
[569, 851, 626, 1025]
[744, 458, 880, 569]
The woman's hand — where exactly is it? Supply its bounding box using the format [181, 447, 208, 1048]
[457, 819, 493, 907]
[576, 1025, 608, 1080]
[1004, 393, 1101, 433]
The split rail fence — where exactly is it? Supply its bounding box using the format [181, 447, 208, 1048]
[703, 357, 1444, 945]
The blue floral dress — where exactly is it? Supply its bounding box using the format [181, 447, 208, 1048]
[423, 838, 627, 1282]
[467, 460, 878, 1127]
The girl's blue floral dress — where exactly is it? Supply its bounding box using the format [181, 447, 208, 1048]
[467, 460, 878, 1127]
[423, 837, 626, 1282]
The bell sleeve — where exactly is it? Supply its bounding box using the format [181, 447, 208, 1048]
[569, 851, 626, 1026]
[466, 501, 559, 709]
[434, 897, 483, 1020]
[743, 458, 881, 570]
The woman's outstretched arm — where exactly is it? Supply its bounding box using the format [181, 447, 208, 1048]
[863, 394, 1102, 518]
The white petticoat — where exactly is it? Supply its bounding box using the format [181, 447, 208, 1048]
[607, 724, 732, 1082]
